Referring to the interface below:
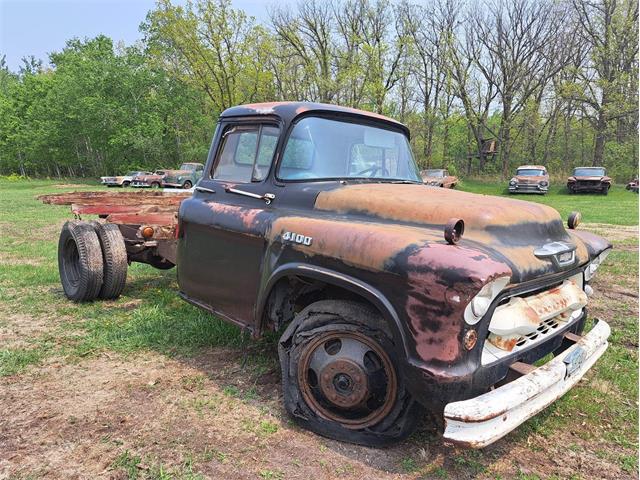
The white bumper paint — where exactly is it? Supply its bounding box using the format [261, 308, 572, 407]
[443, 319, 610, 448]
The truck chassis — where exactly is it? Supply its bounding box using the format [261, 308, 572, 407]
[39, 191, 189, 300]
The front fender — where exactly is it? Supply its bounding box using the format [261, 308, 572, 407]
[569, 230, 612, 259]
[255, 262, 410, 359]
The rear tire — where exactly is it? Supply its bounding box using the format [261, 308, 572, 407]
[92, 222, 128, 299]
[58, 221, 104, 302]
[279, 300, 423, 447]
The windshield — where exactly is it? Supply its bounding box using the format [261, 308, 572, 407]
[424, 169, 445, 177]
[516, 169, 546, 176]
[278, 116, 421, 182]
[574, 167, 605, 176]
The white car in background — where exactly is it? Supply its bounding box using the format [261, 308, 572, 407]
[100, 171, 152, 187]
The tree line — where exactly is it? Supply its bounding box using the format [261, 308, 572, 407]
[0, 0, 637, 180]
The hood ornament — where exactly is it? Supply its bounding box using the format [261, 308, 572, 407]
[534, 241, 577, 268]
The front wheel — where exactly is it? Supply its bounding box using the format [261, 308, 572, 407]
[122, 181, 130, 187]
[150, 182, 161, 189]
[279, 300, 422, 447]
[603, 186, 609, 195]
[182, 180, 192, 189]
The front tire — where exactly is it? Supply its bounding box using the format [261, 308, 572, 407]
[58, 222, 104, 302]
[151, 182, 161, 189]
[122, 181, 130, 187]
[279, 300, 422, 447]
[183, 180, 193, 189]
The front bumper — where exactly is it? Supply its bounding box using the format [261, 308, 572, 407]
[569, 183, 608, 192]
[132, 181, 150, 188]
[442, 319, 610, 448]
[509, 184, 548, 193]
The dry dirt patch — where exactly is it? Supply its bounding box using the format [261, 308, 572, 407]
[0, 348, 635, 480]
[582, 223, 639, 244]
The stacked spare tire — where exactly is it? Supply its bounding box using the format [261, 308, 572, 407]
[58, 221, 128, 302]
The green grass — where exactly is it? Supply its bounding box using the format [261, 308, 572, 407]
[0, 178, 247, 375]
[459, 179, 639, 225]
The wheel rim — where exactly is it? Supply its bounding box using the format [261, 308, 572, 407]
[298, 331, 397, 429]
[62, 238, 81, 288]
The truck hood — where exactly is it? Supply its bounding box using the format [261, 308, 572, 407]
[572, 175, 607, 181]
[314, 183, 600, 282]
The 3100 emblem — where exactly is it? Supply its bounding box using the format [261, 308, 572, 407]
[282, 231, 312, 246]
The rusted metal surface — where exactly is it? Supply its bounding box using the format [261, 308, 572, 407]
[443, 319, 610, 448]
[39, 191, 188, 228]
[564, 331, 582, 343]
[312, 183, 591, 283]
[509, 361, 536, 376]
[297, 331, 398, 429]
[487, 280, 588, 351]
[40, 191, 189, 265]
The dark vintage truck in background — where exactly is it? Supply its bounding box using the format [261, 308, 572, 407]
[43, 102, 611, 448]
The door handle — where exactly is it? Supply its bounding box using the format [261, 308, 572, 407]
[195, 186, 215, 194]
[225, 187, 276, 205]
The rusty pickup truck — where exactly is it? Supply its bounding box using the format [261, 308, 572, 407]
[43, 102, 611, 448]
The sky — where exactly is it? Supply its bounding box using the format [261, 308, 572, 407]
[0, 0, 283, 72]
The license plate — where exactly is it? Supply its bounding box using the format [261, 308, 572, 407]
[563, 346, 587, 378]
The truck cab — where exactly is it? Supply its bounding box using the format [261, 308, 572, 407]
[175, 102, 611, 448]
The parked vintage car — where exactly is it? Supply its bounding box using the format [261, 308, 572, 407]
[161, 162, 204, 189]
[567, 167, 612, 194]
[626, 178, 638, 193]
[100, 171, 151, 187]
[421, 168, 458, 188]
[508, 165, 549, 194]
[46, 102, 611, 449]
[131, 170, 166, 188]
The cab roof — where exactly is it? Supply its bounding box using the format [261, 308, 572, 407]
[220, 101, 409, 136]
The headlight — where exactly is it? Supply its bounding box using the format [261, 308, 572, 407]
[584, 249, 611, 281]
[464, 276, 510, 324]
[509, 179, 517, 185]
[540, 181, 548, 187]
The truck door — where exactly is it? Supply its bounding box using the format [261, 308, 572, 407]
[177, 121, 280, 330]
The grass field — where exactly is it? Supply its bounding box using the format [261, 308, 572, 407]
[0, 178, 638, 479]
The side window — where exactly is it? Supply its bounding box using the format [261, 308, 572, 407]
[212, 124, 279, 183]
[254, 126, 279, 181]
